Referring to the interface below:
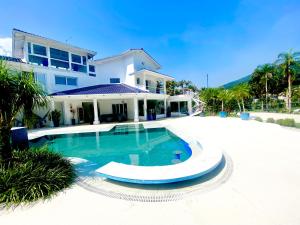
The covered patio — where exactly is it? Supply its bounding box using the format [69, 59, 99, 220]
[50, 84, 169, 126]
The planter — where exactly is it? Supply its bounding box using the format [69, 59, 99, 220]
[219, 111, 228, 118]
[240, 112, 250, 120]
[71, 118, 76, 125]
[147, 114, 153, 121]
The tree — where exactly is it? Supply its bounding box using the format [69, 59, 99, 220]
[217, 89, 233, 112]
[250, 64, 277, 110]
[166, 80, 177, 96]
[275, 50, 300, 112]
[199, 88, 221, 113]
[0, 61, 48, 162]
[231, 83, 250, 112]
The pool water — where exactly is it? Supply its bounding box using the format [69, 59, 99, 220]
[31, 125, 192, 168]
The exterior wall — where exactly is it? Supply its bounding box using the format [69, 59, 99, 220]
[133, 53, 158, 71]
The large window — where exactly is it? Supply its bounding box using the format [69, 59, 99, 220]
[28, 43, 48, 67]
[55, 76, 77, 86]
[32, 44, 47, 56]
[50, 59, 69, 69]
[71, 54, 81, 63]
[28, 55, 48, 66]
[89, 65, 96, 77]
[50, 48, 69, 61]
[110, 78, 120, 83]
[34, 72, 46, 89]
[71, 63, 87, 73]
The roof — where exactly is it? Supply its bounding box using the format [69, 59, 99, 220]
[94, 48, 161, 70]
[51, 83, 148, 96]
[131, 69, 174, 80]
[0, 55, 24, 63]
[13, 28, 97, 57]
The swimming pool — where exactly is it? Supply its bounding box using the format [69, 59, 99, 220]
[31, 124, 192, 167]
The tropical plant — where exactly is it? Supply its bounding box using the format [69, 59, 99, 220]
[231, 83, 250, 112]
[266, 118, 275, 123]
[217, 89, 233, 112]
[199, 88, 221, 114]
[0, 146, 75, 207]
[0, 61, 48, 162]
[50, 110, 61, 127]
[166, 80, 177, 96]
[275, 50, 300, 112]
[250, 64, 277, 110]
[276, 118, 296, 127]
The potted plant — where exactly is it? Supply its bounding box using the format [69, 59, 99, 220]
[50, 110, 61, 127]
[232, 84, 250, 120]
[217, 89, 232, 118]
[70, 105, 76, 125]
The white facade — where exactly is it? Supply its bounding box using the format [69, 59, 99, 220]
[6, 29, 193, 126]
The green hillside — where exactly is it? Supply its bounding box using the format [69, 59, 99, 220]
[222, 75, 251, 89]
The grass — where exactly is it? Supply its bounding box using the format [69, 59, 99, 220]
[276, 118, 296, 127]
[0, 146, 76, 207]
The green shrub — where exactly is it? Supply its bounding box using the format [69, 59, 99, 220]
[254, 117, 263, 122]
[266, 118, 275, 123]
[276, 118, 296, 127]
[0, 147, 75, 207]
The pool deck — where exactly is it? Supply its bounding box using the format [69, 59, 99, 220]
[2, 116, 300, 225]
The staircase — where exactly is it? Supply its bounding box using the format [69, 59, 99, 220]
[190, 92, 205, 116]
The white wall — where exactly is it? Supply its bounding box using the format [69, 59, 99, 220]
[99, 99, 134, 120]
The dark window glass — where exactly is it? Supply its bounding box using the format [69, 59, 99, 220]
[71, 54, 81, 63]
[28, 42, 31, 54]
[55, 76, 66, 85]
[28, 55, 48, 66]
[138, 100, 144, 116]
[136, 78, 140, 85]
[50, 48, 69, 61]
[71, 63, 87, 73]
[50, 59, 69, 69]
[170, 102, 179, 112]
[180, 101, 188, 113]
[89, 65, 95, 72]
[110, 78, 120, 83]
[89, 73, 96, 77]
[33, 44, 47, 56]
[82, 56, 87, 65]
[67, 77, 77, 86]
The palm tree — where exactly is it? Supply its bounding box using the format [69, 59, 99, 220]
[275, 50, 300, 112]
[217, 89, 233, 112]
[0, 61, 48, 162]
[252, 64, 275, 110]
[231, 83, 250, 112]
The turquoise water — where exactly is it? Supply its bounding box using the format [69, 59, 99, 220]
[31, 125, 191, 168]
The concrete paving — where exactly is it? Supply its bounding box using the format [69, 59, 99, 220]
[1, 116, 300, 225]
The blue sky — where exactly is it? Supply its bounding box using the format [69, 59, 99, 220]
[0, 0, 300, 87]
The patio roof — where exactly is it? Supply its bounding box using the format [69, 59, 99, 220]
[51, 83, 148, 96]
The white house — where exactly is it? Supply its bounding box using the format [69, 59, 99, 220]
[2, 28, 195, 126]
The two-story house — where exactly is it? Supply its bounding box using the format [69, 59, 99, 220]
[2, 28, 194, 126]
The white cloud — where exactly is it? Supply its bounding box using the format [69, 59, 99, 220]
[0, 37, 12, 56]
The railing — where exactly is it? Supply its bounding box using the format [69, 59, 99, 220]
[146, 85, 165, 94]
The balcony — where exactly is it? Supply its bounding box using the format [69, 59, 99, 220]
[146, 85, 165, 94]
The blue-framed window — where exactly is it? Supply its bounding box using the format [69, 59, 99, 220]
[71, 54, 81, 63]
[50, 48, 69, 61]
[28, 55, 48, 66]
[82, 56, 87, 65]
[89, 65, 95, 72]
[110, 78, 120, 83]
[50, 59, 69, 69]
[55, 76, 77, 86]
[71, 63, 87, 73]
[89, 73, 96, 77]
[33, 44, 47, 56]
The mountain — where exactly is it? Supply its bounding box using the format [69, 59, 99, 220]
[222, 75, 251, 89]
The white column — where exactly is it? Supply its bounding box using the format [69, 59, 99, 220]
[143, 97, 147, 120]
[164, 97, 167, 117]
[134, 97, 139, 122]
[93, 99, 100, 125]
[63, 101, 69, 125]
[188, 99, 192, 115]
[49, 99, 55, 127]
[178, 102, 180, 114]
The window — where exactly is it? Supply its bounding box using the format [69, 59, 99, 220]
[33, 44, 47, 56]
[89, 65, 95, 72]
[67, 77, 77, 86]
[55, 76, 77, 86]
[28, 55, 48, 66]
[138, 100, 144, 116]
[110, 78, 120, 83]
[50, 48, 69, 61]
[28, 42, 31, 54]
[145, 80, 150, 89]
[34, 73, 46, 89]
[71, 54, 81, 63]
[136, 78, 140, 85]
[55, 76, 66, 85]
[170, 102, 179, 112]
[82, 56, 87, 65]
[71, 63, 87, 73]
[50, 59, 69, 69]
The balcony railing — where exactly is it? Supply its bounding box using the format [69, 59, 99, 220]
[146, 85, 165, 94]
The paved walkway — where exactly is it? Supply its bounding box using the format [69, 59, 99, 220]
[1, 117, 300, 225]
